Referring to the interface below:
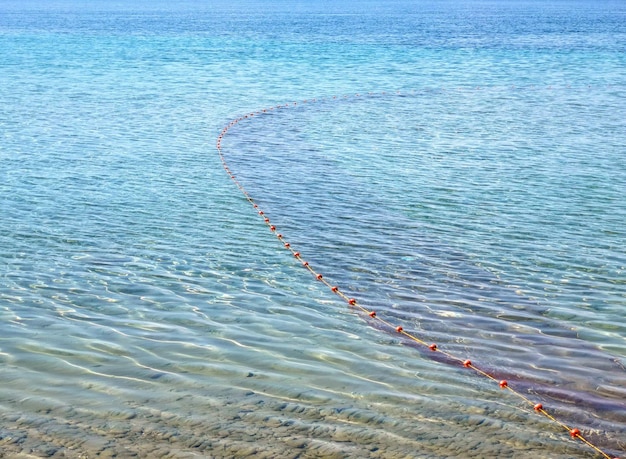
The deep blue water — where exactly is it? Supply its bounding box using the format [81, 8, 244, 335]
[1, 1, 625, 457]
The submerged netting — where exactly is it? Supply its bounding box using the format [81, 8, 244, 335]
[217, 86, 625, 458]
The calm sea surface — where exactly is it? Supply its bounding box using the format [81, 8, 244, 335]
[1, 1, 625, 458]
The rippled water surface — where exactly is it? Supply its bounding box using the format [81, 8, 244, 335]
[1, 1, 625, 458]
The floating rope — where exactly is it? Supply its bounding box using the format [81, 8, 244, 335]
[216, 87, 621, 459]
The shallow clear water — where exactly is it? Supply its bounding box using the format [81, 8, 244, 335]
[1, 1, 625, 458]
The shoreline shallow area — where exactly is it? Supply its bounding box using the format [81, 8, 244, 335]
[0, 384, 590, 458]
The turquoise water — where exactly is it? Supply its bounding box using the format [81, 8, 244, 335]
[1, 1, 625, 458]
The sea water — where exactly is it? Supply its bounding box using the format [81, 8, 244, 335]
[0, 1, 625, 458]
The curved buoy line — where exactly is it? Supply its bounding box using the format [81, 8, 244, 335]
[216, 87, 621, 459]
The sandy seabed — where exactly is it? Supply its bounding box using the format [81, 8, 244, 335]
[0, 384, 587, 459]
